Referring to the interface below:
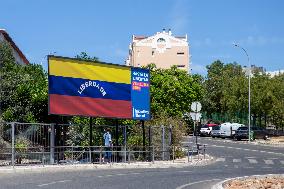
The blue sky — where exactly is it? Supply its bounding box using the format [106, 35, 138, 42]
[1, 0, 283, 75]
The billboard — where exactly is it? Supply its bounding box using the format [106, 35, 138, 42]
[48, 56, 150, 120]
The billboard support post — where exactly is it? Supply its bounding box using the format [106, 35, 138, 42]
[115, 119, 119, 162]
[89, 117, 93, 162]
[50, 123, 55, 164]
[142, 121, 146, 159]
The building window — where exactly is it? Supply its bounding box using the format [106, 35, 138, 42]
[177, 65, 185, 68]
[157, 38, 166, 43]
[177, 52, 184, 55]
[152, 50, 154, 56]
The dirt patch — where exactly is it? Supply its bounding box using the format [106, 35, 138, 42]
[255, 136, 284, 146]
[223, 175, 284, 189]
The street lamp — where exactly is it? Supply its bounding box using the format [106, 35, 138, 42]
[234, 44, 251, 142]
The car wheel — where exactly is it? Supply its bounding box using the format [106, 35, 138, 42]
[237, 137, 241, 141]
[264, 135, 268, 140]
[212, 136, 215, 138]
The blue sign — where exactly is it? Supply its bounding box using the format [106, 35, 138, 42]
[131, 67, 150, 120]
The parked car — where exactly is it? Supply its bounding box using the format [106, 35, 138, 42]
[219, 122, 232, 139]
[200, 124, 218, 137]
[230, 123, 245, 138]
[235, 126, 269, 140]
[211, 125, 221, 138]
[219, 122, 245, 139]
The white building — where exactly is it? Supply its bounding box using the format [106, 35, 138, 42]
[0, 29, 29, 65]
[266, 70, 284, 77]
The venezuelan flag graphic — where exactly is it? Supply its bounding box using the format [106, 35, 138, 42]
[48, 56, 132, 118]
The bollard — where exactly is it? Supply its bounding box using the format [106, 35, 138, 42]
[42, 147, 45, 167]
[99, 146, 102, 164]
[172, 146, 175, 163]
[187, 145, 190, 163]
[197, 144, 200, 161]
[152, 146, 155, 163]
[203, 145, 206, 160]
[191, 146, 193, 162]
[11, 122, 15, 168]
[128, 147, 131, 164]
[71, 145, 74, 164]
[89, 147, 92, 163]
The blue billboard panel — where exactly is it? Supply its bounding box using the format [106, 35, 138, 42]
[131, 68, 150, 120]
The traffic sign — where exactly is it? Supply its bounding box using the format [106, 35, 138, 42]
[190, 112, 202, 121]
[191, 101, 202, 112]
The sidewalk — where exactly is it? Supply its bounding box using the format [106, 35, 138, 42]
[0, 154, 214, 174]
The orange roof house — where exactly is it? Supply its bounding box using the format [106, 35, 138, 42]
[0, 29, 29, 65]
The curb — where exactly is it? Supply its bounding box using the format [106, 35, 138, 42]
[0, 155, 214, 174]
[211, 174, 284, 189]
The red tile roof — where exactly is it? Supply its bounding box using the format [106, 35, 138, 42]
[0, 29, 29, 65]
[134, 36, 147, 40]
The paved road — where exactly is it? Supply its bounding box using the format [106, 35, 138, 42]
[0, 136, 283, 189]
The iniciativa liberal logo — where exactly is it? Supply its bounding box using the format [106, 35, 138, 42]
[78, 80, 107, 96]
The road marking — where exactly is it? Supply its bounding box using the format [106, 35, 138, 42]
[216, 158, 225, 162]
[178, 170, 193, 173]
[38, 180, 71, 187]
[264, 160, 274, 165]
[234, 147, 242, 150]
[233, 159, 241, 163]
[129, 172, 141, 175]
[262, 167, 272, 169]
[248, 159, 258, 164]
[175, 179, 221, 189]
[280, 161, 284, 165]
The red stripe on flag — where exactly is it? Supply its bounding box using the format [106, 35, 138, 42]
[49, 94, 132, 118]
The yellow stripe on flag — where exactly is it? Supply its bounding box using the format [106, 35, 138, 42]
[49, 57, 131, 84]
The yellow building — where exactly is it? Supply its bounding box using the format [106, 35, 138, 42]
[126, 29, 190, 73]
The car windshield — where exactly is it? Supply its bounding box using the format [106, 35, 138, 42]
[201, 125, 209, 129]
[212, 126, 220, 130]
[238, 127, 248, 130]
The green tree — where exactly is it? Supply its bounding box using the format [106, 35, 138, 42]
[75, 52, 99, 62]
[146, 64, 203, 118]
[0, 41, 48, 122]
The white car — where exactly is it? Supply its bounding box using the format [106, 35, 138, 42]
[219, 122, 245, 138]
[200, 124, 218, 137]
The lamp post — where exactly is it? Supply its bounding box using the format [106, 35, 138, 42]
[234, 44, 251, 142]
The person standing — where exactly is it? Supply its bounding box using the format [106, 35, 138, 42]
[103, 128, 112, 163]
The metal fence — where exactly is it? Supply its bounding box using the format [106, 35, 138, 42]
[0, 144, 204, 167]
[0, 122, 204, 167]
